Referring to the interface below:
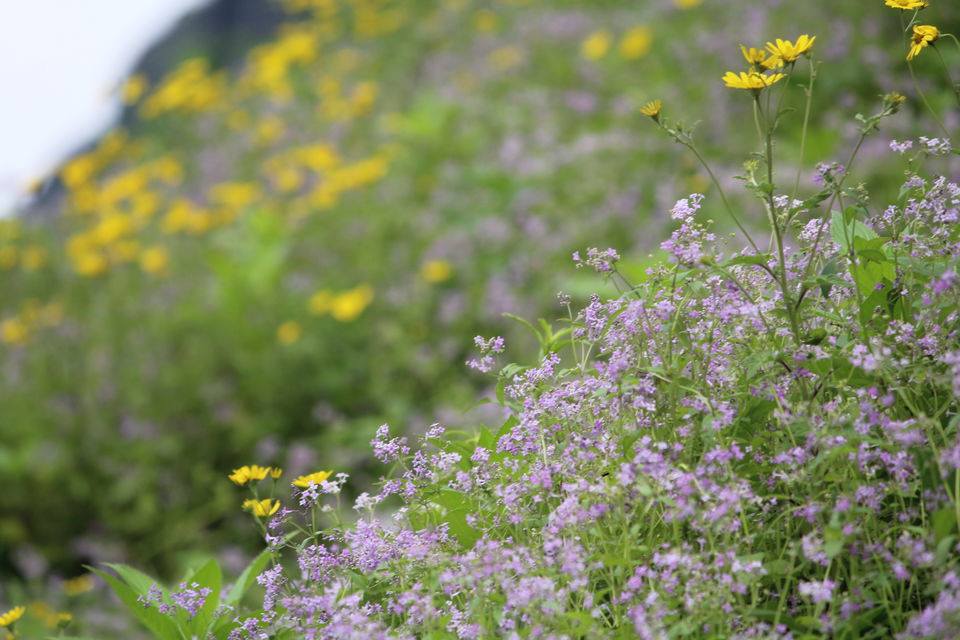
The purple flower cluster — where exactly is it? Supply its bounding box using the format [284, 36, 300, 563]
[243, 161, 960, 637]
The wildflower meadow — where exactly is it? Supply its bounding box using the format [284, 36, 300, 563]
[1, 0, 959, 637]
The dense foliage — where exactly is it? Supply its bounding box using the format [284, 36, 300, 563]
[1, 0, 958, 637]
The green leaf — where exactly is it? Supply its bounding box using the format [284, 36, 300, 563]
[89, 568, 180, 640]
[477, 425, 496, 449]
[830, 210, 876, 253]
[102, 563, 164, 598]
[186, 558, 222, 637]
[824, 539, 845, 559]
[226, 550, 271, 606]
[932, 508, 957, 542]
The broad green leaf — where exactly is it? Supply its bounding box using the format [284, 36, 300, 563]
[830, 210, 876, 253]
[89, 569, 180, 640]
[186, 558, 223, 637]
[226, 550, 273, 607]
[102, 563, 164, 598]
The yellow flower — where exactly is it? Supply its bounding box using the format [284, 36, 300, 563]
[739, 45, 783, 69]
[1, 318, 29, 345]
[674, 0, 702, 8]
[62, 575, 95, 596]
[885, 0, 927, 8]
[270, 467, 283, 479]
[640, 99, 662, 118]
[228, 465, 272, 485]
[581, 30, 612, 60]
[722, 71, 787, 90]
[421, 260, 453, 283]
[21, 246, 47, 271]
[0, 607, 24, 627]
[330, 285, 374, 322]
[73, 252, 109, 277]
[740, 45, 767, 66]
[473, 9, 498, 32]
[293, 470, 333, 488]
[139, 246, 169, 275]
[0, 246, 18, 269]
[488, 45, 523, 70]
[277, 321, 302, 345]
[907, 25, 939, 60]
[121, 74, 148, 104]
[242, 499, 280, 517]
[308, 290, 334, 315]
[619, 26, 652, 60]
[765, 35, 816, 63]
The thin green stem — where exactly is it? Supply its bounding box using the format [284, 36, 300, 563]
[933, 45, 960, 109]
[901, 12, 951, 138]
[793, 58, 817, 199]
[682, 141, 761, 254]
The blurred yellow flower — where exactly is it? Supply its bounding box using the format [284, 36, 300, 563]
[41, 302, 64, 327]
[308, 290, 334, 315]
[140, 246, 169, 275]
[885, 0, 927, 8]
[92, 214, 133, 245]
[74, 252, 109, 277]
[121, 74, 149, 104]
[640, 99, 662, 118]
[277, 321, 303, 345]
[907, 25, 939, 60]
[242, 499, 280, 517]
[229, 465, 273, 485]
[270, 467, 283, 479]
[29, 602, 72, 630]
[473, 10, 498, 32]
[421, 259, 453, 283]
[619, 26, 652, 60]
[350, 81, 379, 116]
[1, 318, 28, 345]
[63, 575, 95, 597]
[110, 240, 141, 264]
[293, 470, 333, 488]
[256, 116, 285, 145]
[489, 45, 523, 70]
[0, 246, 18, 269]
[674, 0, 702, 8]
[331, 285, 374, 322]
[722, 71, 786, 90]
[581, 30, 612, 60]
[765, 35, 816, 63]
[0, 606, 24, 627]
[209, 182, 259, 210]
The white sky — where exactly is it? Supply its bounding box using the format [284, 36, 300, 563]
[0, 0, 210, 214]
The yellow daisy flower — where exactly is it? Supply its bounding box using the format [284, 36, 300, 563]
[740, 45, 767, 66]
[740, 45, 783, 70]
[242, 499, 280, 517]
[640, 99, 662, 118]
[292, 470, 333, 488]
[228, 465, 272, 486]
[907, 25, 939, 60]
[765, 35, 816, 63]
[722, 71, 787, 90]
[884, 0, 927, 8]
[0, 606, 24, 627]
[276, 320, 302, 345]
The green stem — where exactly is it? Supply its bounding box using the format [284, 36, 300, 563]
[793, 58, 817, 199]
[902, 12, 951, 138]
[682, 140, 761, 254]
[933, 45, 960, 109]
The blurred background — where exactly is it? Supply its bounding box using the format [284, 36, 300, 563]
[0, 0, 956, 634]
